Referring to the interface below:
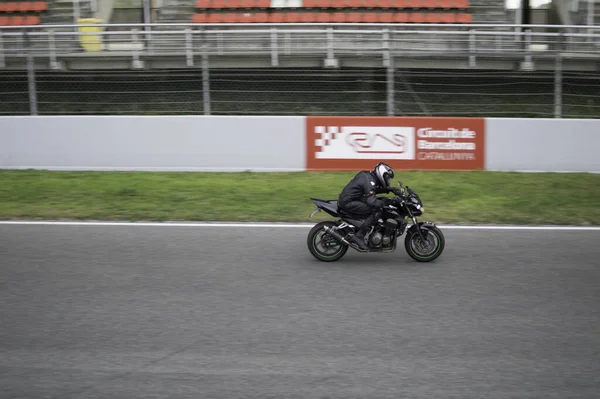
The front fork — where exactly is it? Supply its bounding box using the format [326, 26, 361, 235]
[406, 208, 428, 243]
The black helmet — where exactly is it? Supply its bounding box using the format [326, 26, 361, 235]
[373, 162, 395, 187]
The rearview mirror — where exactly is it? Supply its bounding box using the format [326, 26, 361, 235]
[397, 181, 403, 187]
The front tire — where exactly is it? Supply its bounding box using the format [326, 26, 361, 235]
[307, 221, 349, 262]
[404, 225, 445, 262]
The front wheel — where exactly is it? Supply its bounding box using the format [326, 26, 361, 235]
[307, 221, 348, 262]
[404, 225, 445, 262]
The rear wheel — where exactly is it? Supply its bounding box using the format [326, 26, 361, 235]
[404, 225, 445, 262]
[307, 221, 348, 262]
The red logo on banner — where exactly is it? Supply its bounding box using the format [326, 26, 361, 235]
[306, 116, 485, 171]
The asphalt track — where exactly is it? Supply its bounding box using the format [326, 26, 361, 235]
[1, 223, 600, 399]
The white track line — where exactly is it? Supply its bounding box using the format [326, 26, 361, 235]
[0, 221, 599, 231]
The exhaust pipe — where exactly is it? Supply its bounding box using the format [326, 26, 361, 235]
[324, 225, 350, 245]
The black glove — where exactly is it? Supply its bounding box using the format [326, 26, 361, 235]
[389, 187, 403, 197]
[382, 197, 397, 207]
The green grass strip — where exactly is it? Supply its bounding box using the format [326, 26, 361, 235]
[1, 170, 599, 225]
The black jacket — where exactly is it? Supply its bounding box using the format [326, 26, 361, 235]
[338, 171, 390, 209]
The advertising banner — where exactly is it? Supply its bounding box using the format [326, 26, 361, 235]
[305, 116, 485, 171]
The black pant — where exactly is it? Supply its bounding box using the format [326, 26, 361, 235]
[340, 200, 372, 216]
[339, 201, 382, 234]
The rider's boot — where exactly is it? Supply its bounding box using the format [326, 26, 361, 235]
[350, 229, 369, 251]
[350, 210, 379, 251]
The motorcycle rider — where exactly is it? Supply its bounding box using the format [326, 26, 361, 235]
[338, 162, 398, 250]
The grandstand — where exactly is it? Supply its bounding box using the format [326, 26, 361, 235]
[0, 0, 96, 26]
[0, 1, 597, 28]
[163, 0, 498, 25]
[0, 0, 507, 27]
[186, 0, 477, 25]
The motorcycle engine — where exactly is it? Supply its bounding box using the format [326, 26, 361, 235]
[382, 235, 392, 246]
[370, 231, 383, 246]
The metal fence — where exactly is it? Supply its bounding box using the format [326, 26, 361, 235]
[1, 22, 600, 118]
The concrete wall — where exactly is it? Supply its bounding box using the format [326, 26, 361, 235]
[0, 116, 305, 172]
[486, 118, 600, 173]
[1, 116, 599, 173]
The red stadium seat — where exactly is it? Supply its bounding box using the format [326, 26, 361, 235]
[394, 12, 408, 22]
[237, 12, 254, 22]
[211, 0, 227, 9]
[331, 0, 347, 8]
[301, 12, 317, 22]
[19, 2, 34, 12]
[332, 11, 346, 22]
[24, 15, 41, 25]
[254, 12, 269, 22]
[409, 12, 426, 22]
[347, 12, 362, 22]
[362, 12, 377, 22]
[208, 13, 224, 22]
[284, 12, 301, 22]
[440, 12, 455, 23]
[222, 12, 237, 22]
[456, 12, 472, 23]
[426, 12, 442, 23]
[316, 12, 331, 22]
[454, 0, 469, 9]
[269, 12, 284, 22]
[9, 15, 25, 25]
[5, 2, 19, 13]
[192, 13, 208, 22]
[378, 12, 393, 22]
[196, 0, 211, 8]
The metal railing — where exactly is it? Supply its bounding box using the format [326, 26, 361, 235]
[0, 23, 599, 63]
[1, 23, 600, 119]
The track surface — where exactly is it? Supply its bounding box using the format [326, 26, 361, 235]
[1, 224, 600, 399]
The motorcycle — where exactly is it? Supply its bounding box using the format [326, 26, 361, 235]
[306, 181, 445, 263]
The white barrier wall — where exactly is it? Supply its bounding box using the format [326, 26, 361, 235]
[0, 116, 305, 172]
[486, 118, 600, 173]
[2, 116, 600, 173]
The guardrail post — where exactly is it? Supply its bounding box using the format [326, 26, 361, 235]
[469, 29, 476, 67]
[73, 0, 80, 22]
[131, 29, 143, 69]
[143, 0, 152, 43]
[324, 27, 338, 68]
[587, 0, 594, 42]
[524, 29, 532, 66]
[185, 28, 194, 67]
[270, 28, 279, 67]
[202, 31, 211, 115]
[49, 29, 60, 70]
[0, 32, 5, 68]
[284, 31, 291, 55]
[383, 29, 394, 116]
[554, 51, 562, 119]
[25, 32, 38, 115]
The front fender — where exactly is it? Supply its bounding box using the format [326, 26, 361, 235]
[407, 221, 436, 238]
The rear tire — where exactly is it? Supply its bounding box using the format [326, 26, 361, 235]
[404, 225, 445, 262]
[307, 221, 348, 262]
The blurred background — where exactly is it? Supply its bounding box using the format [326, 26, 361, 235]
[0, 0, 599, 119]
